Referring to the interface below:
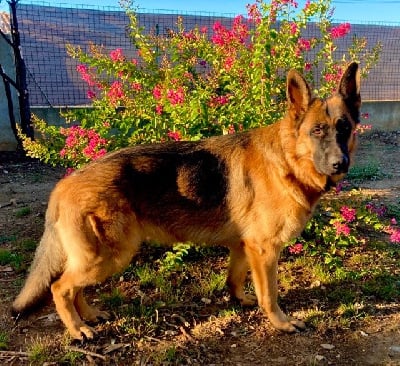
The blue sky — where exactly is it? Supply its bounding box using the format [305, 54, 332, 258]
[1, 0, 400, 23]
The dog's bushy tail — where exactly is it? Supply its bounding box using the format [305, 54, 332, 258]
[12, 201, 64, 316]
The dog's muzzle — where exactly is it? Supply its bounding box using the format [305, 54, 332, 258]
[332, 154, 349, 174]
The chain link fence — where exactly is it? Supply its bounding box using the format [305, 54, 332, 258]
[13, 2, 400, 107]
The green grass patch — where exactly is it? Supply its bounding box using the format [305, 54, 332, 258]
[15, 206, 31, 218]
[0, 248, 24, 269]
[347, 160, 384, 182]
[0, 235, 16, 244]
[0, 331, 9, 350]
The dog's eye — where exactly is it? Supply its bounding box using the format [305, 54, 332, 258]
[311, 124, 324, 137]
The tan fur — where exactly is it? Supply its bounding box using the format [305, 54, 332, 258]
[12, 63, 361, 339]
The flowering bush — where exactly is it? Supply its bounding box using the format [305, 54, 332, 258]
[19, 0, 380, 169]
[287, 190, 400, 269]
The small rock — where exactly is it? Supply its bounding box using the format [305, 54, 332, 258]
[230, 343, 237, 348]
[315, 355, 325, 361]
[360, 330, 369, 337]
[389, 345, 400, 358]
[321, 343, 335, 350]
[201, 297, 211, 304]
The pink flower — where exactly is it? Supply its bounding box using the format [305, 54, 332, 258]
[87, 90, 96, 99]
[211, 16, 249, 48]
[167, 130, 181, 141]
[297, 38, 311, 52]
[391, 218, 398, 225]
[290, 22, 298, 35]
[333, 221, 350, 236]
[155, 104, 163, 115]
[64, 167, 75, 177]
[340, 206, 356, 223]
[76, 64, 96, 87]
[60, 126, 108, 163]
[167, 87, 185, 105]
[246, 3, 261, 25]
[153, 84, 162, 100]
[209, 95, 230, 107]
[330, 23, 351, 39]
[361, 112, 370, 119]
[131, 82, 142, 91]
[304, 62, 312, 72]
[107, 81, 124, 105]
[288, 243, 303, 254]
[224, 56, 235, 71]
[110, 48, 124, 62]
[76, 64, 88, 74]
[390, 228, 400, 243]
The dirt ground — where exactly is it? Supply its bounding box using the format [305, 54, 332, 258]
[0, 131, 399, 365]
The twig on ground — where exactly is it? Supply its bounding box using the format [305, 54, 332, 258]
[66, 346, 107, 361]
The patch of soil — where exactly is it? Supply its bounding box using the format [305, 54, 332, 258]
[0, 132, 399, 365]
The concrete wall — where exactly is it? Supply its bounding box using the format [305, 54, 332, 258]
[362, 101, 400, 131]
[0, 35, 19, 151]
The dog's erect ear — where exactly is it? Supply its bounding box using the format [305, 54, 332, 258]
[286, 69, 312, 121]
[338, 62, 361, 122]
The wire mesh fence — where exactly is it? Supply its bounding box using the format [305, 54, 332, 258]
[12, 2, 400, 107]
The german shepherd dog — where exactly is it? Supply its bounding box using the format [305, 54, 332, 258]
[12, 62, 361, 340]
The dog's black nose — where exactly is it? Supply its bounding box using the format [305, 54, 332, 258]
[333, 154, 349, 173]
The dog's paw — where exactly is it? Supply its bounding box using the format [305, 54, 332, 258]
[239, 294, 257, 307]
[289, 318, 306, 331]
[69, 324, 96, 341]
[268, 313, 306, 333]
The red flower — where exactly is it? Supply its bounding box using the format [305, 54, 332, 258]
[167, 87, 185, 105]
[110, 48, 124, 62]
[330, 23, 351, 39]
[333, 221, 350, 236]
[290, 22, 298, 35]
[390, 228, 400, 243]
[304, 62, 312, 71]
[87, 90, 96, 99]
[247, 3, 261, 25]
[340, 206, 356, 222]
[167, 130, 181, 141]
[153, 84, 162, 100]
[107, 81, 124, 105]
[155, 104, 163, 115]
[288, 243, 303, 254]
[131, 82, 142, 91]
[298, 38, 311, 51]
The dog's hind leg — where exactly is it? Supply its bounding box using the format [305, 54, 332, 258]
[74, 289, 110, 323]
[226, 242, 257, 306]
[51, 271, 96, 340]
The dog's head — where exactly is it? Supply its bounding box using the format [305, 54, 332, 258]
[286, 62, 361, 187]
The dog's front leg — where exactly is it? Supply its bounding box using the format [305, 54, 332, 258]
[243, 239, 306, 333]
